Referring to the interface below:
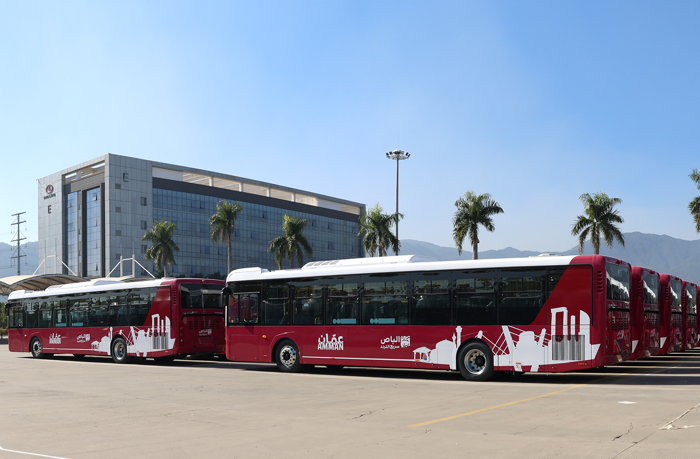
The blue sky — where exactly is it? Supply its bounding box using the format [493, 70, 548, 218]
[1, 1, 699, 253]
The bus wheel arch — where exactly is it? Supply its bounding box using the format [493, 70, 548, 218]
[274, 338, 303, 373]
[456, 339, 495, 381]
[110, 336, 132, 364]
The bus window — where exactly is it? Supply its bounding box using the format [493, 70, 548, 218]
[410, 272, 450, 325]
[229, 293, 259, 324]
[453, 270, 497, 326]
[181, 284, 203, 309]
[263, 283, 290, 325]
[325, 276, 360, 325]
[25, 302, 38, 328]
[361, 273, 409, 325]
[498, 269, 545, 325]
[128, 289, 154, 326]
[108, 293, 129, 326]
[90, 296, 110, 326]
[606, 263, 631, 303]
[202, 285, 224, 308]
[291, 282, 323, 325]
[39, 301, 52, 328]
[70, 298, 89, 327]
[643, 273, 659, 306]
[8, 305, 23, 328]
[670, 279, 682, 311]
[53, 299, 68, 327]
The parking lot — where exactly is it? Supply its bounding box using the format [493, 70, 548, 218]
[1, 345, 699, 459]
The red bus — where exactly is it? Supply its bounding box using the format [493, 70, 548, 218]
[629, 267, 660, 359]
[682, 281, 698, 350]
[222, 255, 632, 381]
[658, 274, 683, 354]
[5, 278, 225, 363]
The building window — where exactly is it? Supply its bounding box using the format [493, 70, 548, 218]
[200, 246, 211, 254]
[123, 173, 129, 182]
[115, 230, 121, 236]
[218, 247, 224, 255]
[251, 232, 256, 239]
[328, 242, 335, 250]
[115, 253, 121, 260]
[115, 183, 121, 190]
[262, 211, 267, 218]
[191, 266, 198, 274]
[191, 200, 198, 208]
[312, 220, 316, 227]
[200, 201, 206, 209]
[200, 224, 207, 233]
[140, 197, 147, 206]
[172, 265, 178, 273]
[234, 229, 240, 237]
[141, 245, 147, 254]
[141, 221, 147, 230]
[116, 207, 121, 213]
[328, 223, 333, 230]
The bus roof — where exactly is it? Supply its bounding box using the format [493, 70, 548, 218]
[226, 254, 580, 283]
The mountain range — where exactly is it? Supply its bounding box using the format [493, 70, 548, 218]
[1, 233, 699, 284]
[401, 232, 700, 284]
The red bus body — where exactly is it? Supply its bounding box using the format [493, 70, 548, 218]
[658, 274, 683, 354]
[6, 278, 225, 360]
[629, 267, 660, 359]
[682, 281, 698, 350]
[224, 255, 631, 379]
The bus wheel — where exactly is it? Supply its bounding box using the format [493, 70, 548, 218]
[457, 342, 494, 381]
[111, 337, 132, 364]
[30, 337, 45, 359]
[275, 339, 302, 373]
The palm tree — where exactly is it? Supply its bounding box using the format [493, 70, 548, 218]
[452, 191, 504, 260]
[689, 169, 700, 232]
[571, 192, 625, 255]
[209, 200, 243, 274]
[357, 203, 403, 257]
[268, 215, 313, 269]
[141, 220, 180, 277]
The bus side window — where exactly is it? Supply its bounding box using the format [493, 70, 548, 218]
[26, 302, 38, 328]
[453, 270, 497, 326]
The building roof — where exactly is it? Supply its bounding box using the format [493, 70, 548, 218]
[0, 274, 85, 296]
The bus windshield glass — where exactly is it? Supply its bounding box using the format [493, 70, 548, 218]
[606, 263, 630, 302]
[670, 279, 682, 310]
[686, 286, 697, 314]
[181, 283, 224, 309]
[643, 273, 658, 305]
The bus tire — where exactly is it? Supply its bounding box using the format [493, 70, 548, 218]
[275, 339, 303, 373]
[30, 337, 45, 359]
[457, 341, 494, 381]
[111, 337, 132, 364]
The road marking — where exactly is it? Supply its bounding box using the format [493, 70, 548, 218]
[0, 446, 70, 459]
[409, 383, 589, 427]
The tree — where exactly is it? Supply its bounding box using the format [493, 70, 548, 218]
[268, 215, 313, 269]
[0, 302, 6, 340]
[141, 220, 180, 277]
[571, 192, 625, 255]
[357, 203, 403, 257]
[689, 169, 700, 233]
[452, 191, 504, 260]
[209, 200, 243, 275]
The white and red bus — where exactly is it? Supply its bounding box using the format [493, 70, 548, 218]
[658, 274, 683, 354]
[222, 254, 632, 381]
[629, 267, 660, 359]
[682, 280, 698, 351]
[5, 278, 225, 363]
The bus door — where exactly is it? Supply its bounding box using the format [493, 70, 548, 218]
[224, 290, 260, 361]
[179, 283, 224, 349]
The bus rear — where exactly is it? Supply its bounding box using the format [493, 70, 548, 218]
[602, 259, 633, 365]
[630, 267, 660, 359]
[682, 281, 698, 350]
[658, 274, 683, 354]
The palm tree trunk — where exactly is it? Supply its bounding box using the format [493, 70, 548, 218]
[162, 253, 168, 278]
[473, 242, 478, 260]
[227, 238, 232, 275]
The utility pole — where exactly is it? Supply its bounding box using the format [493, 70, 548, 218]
[11, 212, 26, 276]
[385, 149, 410, 254]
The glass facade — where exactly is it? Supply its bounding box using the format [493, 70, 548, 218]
[86, 187, 101, 275]
[66, 192, 79, 275]
[152, 188, 361, 278]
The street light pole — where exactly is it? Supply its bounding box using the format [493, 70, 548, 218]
[385, 149, 410, 255]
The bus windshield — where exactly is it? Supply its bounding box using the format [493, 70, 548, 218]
[181, 283, 224, 308]
[606, 263, 630, 302]
[643, 273, 658, 305]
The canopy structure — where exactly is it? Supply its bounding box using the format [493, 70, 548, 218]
[0, 274, 85, 297]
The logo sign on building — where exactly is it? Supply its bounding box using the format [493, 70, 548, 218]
[44, 184, 56, 200]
